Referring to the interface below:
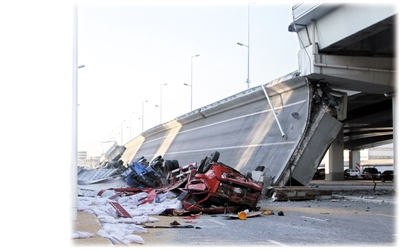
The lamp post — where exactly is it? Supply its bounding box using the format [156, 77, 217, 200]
[184, 54, 199, 111]
[237, 3, 254, 89]
[237, 42, 250, 89]
[72, 4, 85, 221]
[160, 83, 167, 123]
[141, 100, 148, 132]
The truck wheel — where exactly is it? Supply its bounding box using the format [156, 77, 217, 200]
[165, 160, 174, 172]
[210, 151, 220, 162]
[172, 159, 179, 169]
[246, 172, 252, 179]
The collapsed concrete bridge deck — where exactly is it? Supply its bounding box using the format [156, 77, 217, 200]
[110, 72, 346, 187]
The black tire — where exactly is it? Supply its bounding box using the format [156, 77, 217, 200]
[165, 160, 175, 172]
[202, 163, 212, 173]
[246, 172, 252, 179]
[210, 151, 220, 163]
[172, 159, 179, 169]
[197, 157, 208, 174]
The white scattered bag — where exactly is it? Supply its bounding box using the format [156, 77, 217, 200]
[99, 189, 116, 198]
[155, 192, 167, 203]
[72, 231, 94, 239]
[124, 224, 148, 233]
[109, 223, 148, 233]
[118, 215, 149, 224]
[146, 205, 167, 215]
[118, 192, 147, 205]
[94, 197, 109, 206]
[98, 215, 118, 224]
[105, 205, 118, 218]
[162, 198, 183, 210]
[124, 234, 145, 244]
[97, 229, 130, 245]
[147, 216, 159, 223]
[127, 209, 144, 216]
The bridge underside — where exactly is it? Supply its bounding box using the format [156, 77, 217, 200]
[291, 3, 396, 150]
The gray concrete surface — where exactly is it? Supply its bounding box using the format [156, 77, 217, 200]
[120, 76, 344, 187]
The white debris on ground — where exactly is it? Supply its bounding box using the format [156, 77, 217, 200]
[71, 231, 94, 239]
[74, 182, 184, 245]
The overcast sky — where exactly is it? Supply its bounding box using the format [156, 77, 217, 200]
[1, 1, 397, 160]
[76, 1, 300, 157]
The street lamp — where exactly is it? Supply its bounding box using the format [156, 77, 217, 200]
[237, 3, 254, 89]
[160, 83, 167, 123]
[72, 4, 84, 221]
[237, 42, 250, 89]
[141, 100, 148, 132]
[184, 54, 200, 111]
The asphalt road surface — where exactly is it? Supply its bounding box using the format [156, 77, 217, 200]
[143, 198, 396, 247]
[136, 181, 397, 247]
[75, 179, 396, 247]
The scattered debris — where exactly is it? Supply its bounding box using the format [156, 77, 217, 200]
[143, 224, 195, 229]
[271, 186, 332, 201]
[72, 231, 94, 239]
[263, 210, 274, 215]
[225, 210, 263, 220]
[238, 210, 249, 220]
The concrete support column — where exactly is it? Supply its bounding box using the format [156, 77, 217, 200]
[325, 128, 344, 181]
[349, 149, 361, 170]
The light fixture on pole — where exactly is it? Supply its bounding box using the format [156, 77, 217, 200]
[237, 42, 250, 89]
[237, 2, 254, 89]
[184, 54, 200, 111]
[160, 83, 167, 123]
[141, 100, 148, 132]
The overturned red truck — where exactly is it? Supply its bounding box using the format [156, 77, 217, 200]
[121, 151, 264, 214]
[179, 151, 263, 214]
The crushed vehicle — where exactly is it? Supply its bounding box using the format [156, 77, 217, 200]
[101, 151, 264, 215]
[179, 151, 264, 214]
[121, 155, 169, 188]
[121, 155, 198, 190]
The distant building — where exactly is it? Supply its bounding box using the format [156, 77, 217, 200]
[321, 143, 393, 169]
[365, 144, 393, 160]
[78, 151, 87, 166]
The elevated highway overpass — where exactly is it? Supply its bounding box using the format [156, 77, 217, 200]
[103, 3, 396, 186]
[288, 3, 396, 179]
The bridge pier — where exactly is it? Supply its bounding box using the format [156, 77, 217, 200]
[324, 128, 344, 181]
[349, 149, 361, 170]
